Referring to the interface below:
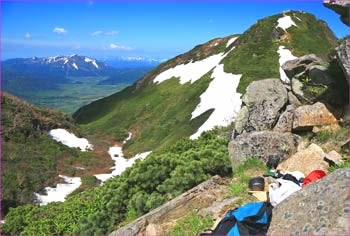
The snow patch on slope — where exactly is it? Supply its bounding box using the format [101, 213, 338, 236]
[277, 15, 297, 31]
[277, 46, 297, 83]
[153, 46, 235, 85]
[49, 129, 93, 151]
[190, 64, 242, 139]
[72, 63, 79, 70]
[95, 147, 151, 183]
[85, 57, 99, 68]
[34, 175, 82, 206]
[226, 37, 238, 48]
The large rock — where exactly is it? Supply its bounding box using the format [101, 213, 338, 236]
[109, 176, 228, 236]
[278, 143, 329, 176]
[292, 102, 338, 131]
[273, 105, 295, 133]
[309, 65, 333, 85]
[229, 131, 303, 170]
[242, 79, 288, 132]
[282, 54, 326, 81]
[288, 91, 302, 107]
[268, 168, 350, 234]
[324, 0, 350, 26]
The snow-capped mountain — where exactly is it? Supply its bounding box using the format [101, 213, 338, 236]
[102, 56, 165, 68]
[2, 54, 114, 77]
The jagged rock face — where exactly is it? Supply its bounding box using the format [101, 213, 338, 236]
[335, 39, 350, 79]
[292, 102, 338, 131]
[241, 79, 288, 132]
[282, 54, 326, 81]
[274, 105, 295, 133]
[229, 131, 303, 170]
[324, 0, 349, 26]
[268, 168, 350, 234]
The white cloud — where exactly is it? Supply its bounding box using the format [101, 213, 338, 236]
[109, 43, 132, 50]
[91, 30, 103, 36]
[105, 30, 119, 36]
[53, 27, 68, 35]
[25, 32, 31, 38]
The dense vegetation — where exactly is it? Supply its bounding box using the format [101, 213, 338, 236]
[2, 130, 232, 235]
[1, 93, 106, 215]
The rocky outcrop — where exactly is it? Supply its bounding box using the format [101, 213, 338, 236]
[229, 131, 303, 170]
[335, 39, 350, 79]
[109, 176, 235, 236]
[324, 0, 349, 26]
[282, 54, 326, 81]
[323, 1, 349, 80]
[268, 168, 350, 234]
[278, 143, 332, 175]
[292, 102, 339, 131]
[238, 79, 288, 133]
[283, 54, 334, 104]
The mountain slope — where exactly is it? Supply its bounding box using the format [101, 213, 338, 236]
[1, 92, 109, 215]
[74, 11, 338, 157]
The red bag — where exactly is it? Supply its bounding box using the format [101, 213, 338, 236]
[302, 170, 326, 188]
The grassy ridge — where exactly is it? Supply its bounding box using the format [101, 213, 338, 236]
[76, 72, 215, 156]
[75, 11, 338, 156]
[223, 11, 337, 94]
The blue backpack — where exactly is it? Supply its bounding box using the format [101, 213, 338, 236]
[201, 202, 273, 236]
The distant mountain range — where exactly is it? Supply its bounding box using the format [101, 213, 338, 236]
[101, 56, 165, 68]
[1, 55, 154, 113]
[2, 54, 114, 77]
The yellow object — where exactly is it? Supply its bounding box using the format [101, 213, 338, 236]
[248, 191, 267, 201]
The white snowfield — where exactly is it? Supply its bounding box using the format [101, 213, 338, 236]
[277, 46, 297, 83]
[34, 175, 82, 206]
[226, 37, 238, 48]
[190, 64, 242, 139]
[153, 38, 237, 85]
[153, 37, 241, 139]
[49, 129, 93, 151]
[95, 147, 151, 183]
[72, 62, 79, 70]
[277, 15, 297, 31]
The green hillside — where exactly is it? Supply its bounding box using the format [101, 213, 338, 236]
[74, 11, 338, 157]
[1, 93, 108, 215]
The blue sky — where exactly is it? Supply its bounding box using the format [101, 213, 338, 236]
[1, 0, 349, 60]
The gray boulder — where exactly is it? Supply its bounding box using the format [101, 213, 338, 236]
[282, 54, 325, 81]
[268, 168, 350, 234]
[242, 79, 288, 132]
[228, 131, 303, 170]
[324, 0, 349, 26]
[273, 105, 295, 133]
